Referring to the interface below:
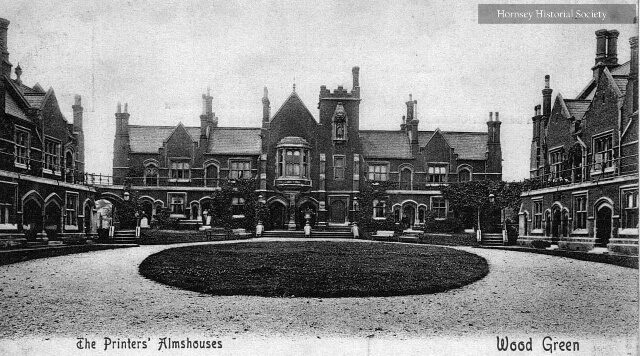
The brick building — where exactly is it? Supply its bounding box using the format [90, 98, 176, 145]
[112, 67, 502, 230]
[519, 30, 638, 255]
[0, 18, 94, 245]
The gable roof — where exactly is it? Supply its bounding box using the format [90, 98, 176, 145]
[576, 60, 629, 100]
[4, 92, 28, 121]
[207, 127, 262, 155]
[129, 125, 200, 153]
[419, 131, 488, 160]
[269, 91, 318, 124]
[359, 130, 412, 159]
[563, 99, 591, 121]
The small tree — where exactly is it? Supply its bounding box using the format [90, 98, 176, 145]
[442, 180, 523, 232]
[356, 180, 398, 235]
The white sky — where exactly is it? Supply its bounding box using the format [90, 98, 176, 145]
[3, 0, 637, 181]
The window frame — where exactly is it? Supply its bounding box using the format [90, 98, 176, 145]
[372, 199, 386, 220]
[572, 194, 588, 232]
[144, 163, 159, 186]
[333, 155, 346, 181]
[621, 188, 638, 233]
[232, 196, 246, 218]
[367, 162, 389, 182]
[229, 160, 251, 180]
[427, 164, 448, 183]
[14, 126, 30, 169]
[430, 196, 447, 220]
[168, 193, 187, 218]
[591, 131, 614, 174]
[43, 137, 61, 175]
[64, 192, 79, 229]
[532, 199, 543, 232]
[169, 160, 191, 182]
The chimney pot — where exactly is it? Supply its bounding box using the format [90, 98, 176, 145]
[74, 95, 81, 106]
[489, 112, 493, 121]
[544, 75, 550, 88]
[117, 102, 122, 113]
[495, 112, 499, 121]
[124, 103, 128, 113]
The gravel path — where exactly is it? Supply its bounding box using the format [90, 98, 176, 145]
[0, 238, 637, 342]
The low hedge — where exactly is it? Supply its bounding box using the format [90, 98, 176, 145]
[139, 229, 210, 245]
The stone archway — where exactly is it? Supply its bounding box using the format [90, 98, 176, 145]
[595, 205, 612, 247]
[44, 202, 62, 239]
[551, 206, 561, 240]
[269, 201, 287, 230]
[23, 199, 43, 240]
[83, 203, 93, 234]
[402, 204, 416, 229]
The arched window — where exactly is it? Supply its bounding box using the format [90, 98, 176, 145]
[400, 168, 412, 190]
[418, 206, 427, 224]
[144, 163, 158, 186]
[458, 169, 471, 182]
[205, 164, 219, 187]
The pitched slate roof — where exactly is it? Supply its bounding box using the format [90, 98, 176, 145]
[4, 93, 28, 121]
[128, 125, 200, 153]
[612, 76, 628, 96]
[128, 124, 262, 155]
[419, 131, 488, 160]
[611, 61, 630, 75]
[359, 130, 412, 159]
[563, 99, 591, 121]
[207, 127, 262, 155]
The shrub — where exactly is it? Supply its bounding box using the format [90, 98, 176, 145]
[531, 239, 551, 249]
[424, 214, 464, 233]
[154, 208, 179, 230]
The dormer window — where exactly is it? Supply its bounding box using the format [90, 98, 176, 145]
[170, 160, 190, 182]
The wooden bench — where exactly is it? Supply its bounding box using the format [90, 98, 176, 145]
[231, 228, 252, 239]
[370, 230, 395, 242]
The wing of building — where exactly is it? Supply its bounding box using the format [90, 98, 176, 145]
[519, 30, 638, 255]
[110, 67, 502, 231]
[0, 18, 94, 246]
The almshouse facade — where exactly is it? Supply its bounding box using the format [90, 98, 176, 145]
[519, 30, 638, 255]
[0, 18, 95, 245]
[112, 67, 502, 231]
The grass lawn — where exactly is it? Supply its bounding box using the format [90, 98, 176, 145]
[139, 241, 489, 298]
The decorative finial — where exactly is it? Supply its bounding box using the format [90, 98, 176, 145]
[15, 63, 22, 85]
[293, 77, 296, 92]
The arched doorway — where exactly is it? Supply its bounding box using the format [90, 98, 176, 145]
[297, 201, 317, 228]
[23, 200, 43, 240]
[595, 205, 612, 247]
[402, 204, 416, 229]
[561, 211, 569, 237]
[140, 201, 153, 218]
[269, 201, 287, 230]
[330, 200, 346, 224]
[544, 211, 551, 236]
[83, 203, 93, 234]
[45, 202, 62, 238]
[551, 207, 561, 239]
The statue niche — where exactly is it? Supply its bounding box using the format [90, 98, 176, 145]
[332, 102, 348, 142]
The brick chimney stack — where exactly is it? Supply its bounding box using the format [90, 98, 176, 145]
[606, 30, 619, 65]
[352, 66, 360, 91]
[262, 86, 270, 123]
[0, 18, 12, 77]
[542, 75, 552, 117]
[630, 36, 638, 112]
[72, 95, 84, 173]
[200, 88, 214, 139]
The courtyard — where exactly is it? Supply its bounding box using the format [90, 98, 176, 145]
[0, 238, 637, 355]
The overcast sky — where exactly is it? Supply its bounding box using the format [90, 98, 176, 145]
[3, 0, 637, 181]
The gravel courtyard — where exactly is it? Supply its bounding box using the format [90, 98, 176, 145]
[0, 238, 637, 353]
